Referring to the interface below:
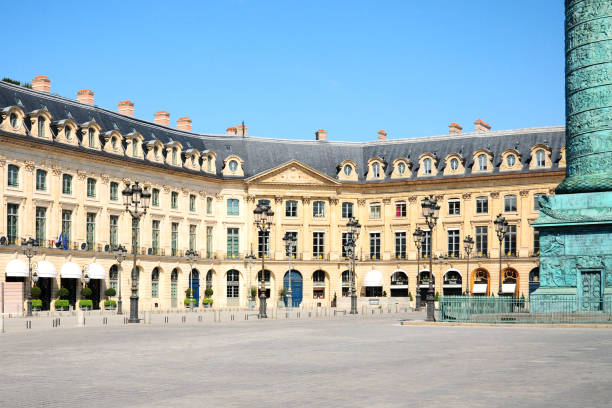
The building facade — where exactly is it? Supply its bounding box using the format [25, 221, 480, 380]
[0, 78, 565, 312]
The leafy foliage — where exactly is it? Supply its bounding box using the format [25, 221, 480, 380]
[79, 299, 93, 308]
[202, 298, 214, 305]
[104, 288, 116, 297]
[55, 299, 69, 308]
[57, 288, 70, 299]
[30, 286, 42, 299]
[204, 287, 213, 297]
[31, 299, 42, 308]
[81, 287, 93, 299]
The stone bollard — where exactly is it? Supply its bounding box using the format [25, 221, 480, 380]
[144, 311, 151, 324]
[77, 310, 85, 327]
[0, 316, 4, 333]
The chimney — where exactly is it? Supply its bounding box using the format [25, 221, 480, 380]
[448, 122, 463, 134]
[315, 129, 327, 141]
[154, 111, 170, 126]
[32, 75, 50, 93]
[118, 100, 134, 117]
[474, 119, 491, 132]
[226, 124, 247, 136]
[377, 129, 387, 140]
[177, 117, 192, 132]
[77, 89, 94, 105]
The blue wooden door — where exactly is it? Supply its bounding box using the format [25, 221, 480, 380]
[284, 270, 302, 307]
[193, 278, 200, 306]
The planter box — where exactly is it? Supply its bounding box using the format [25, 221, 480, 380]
[56, 307, 68, 311]
[104, 306, 116, 311]
[32, 307, 41, 312]
[81, 306, 91, 311]
[203, 304, 212, 308]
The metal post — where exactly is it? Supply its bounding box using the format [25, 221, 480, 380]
[189, 261, 193, 310]
[427, 244, 435, 321]
[117, 261, 123, 314]
[415, 242, 421, 311]
[287, 247, 293, 310]
[129, 215, 139, 323]
[498, 236, 503, 296]
[26, 253, 32, 317]
[259, 252, 267, 318]
[466, 251, 470, 296]
[350, 247, 357, 314]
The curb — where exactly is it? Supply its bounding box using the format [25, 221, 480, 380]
[400, 321, 612, 329]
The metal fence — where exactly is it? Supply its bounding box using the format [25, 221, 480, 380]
[439, 296, 612, 324]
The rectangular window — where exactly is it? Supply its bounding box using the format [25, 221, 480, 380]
[109, 215, 119, 248]
[7, 204, 18, 244]
[35, 169, 47, 191]
[132, 141, 138, 157]
[504, 195, 517, 212]
[227, 228, 239, 258]
[313, 232, 325, 259]
[341, 232, 350, 259]
[395, 201, 406, 218]
[341, 202, 354, 219]
[369, 232, 381, 260]
[533, 230, 540, 256]
[395, 231, 406, 259]
[189, 194, 196, 212]
[504, 225, 517, 256]
[171, 222, 179, 256]
[448, 229, 460, 257]
[132, 218, 140, 253]
[421, 230, 431, 258]
[533, 193, 544, 211]
[152, 278, 159, 298]
[206, 197, 213, 214]
[369, 203, 381, 219]
[110, 182, 119, 201]
[258, 230, 270, 258]
[88, 129, 95, 147]
[206, 226, 213, 258]
[448, 199, 460, 215]
[313, 201, 325, 217]
[189, 224, 196, 251]
[86, 212, 96, 250]
[285, 200, 298, 217]
[7, 165, 19, 187]
[476, 196, 488, 214]
[152, 188, 160, 207]
[62, 210, 72, 243]
[285, 231, 297, 258]
[152, 220, 160, 255]
[171, 192, 178, 209]
[62, 174, 72, 195]
[475, 226, 488, 257]
[227, 198, 239, 215]
[87, 178, 96, 198]
[35, 207, 46, 244]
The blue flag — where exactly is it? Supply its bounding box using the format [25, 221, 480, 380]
[56, 232, 63, 248]
[62, 233, 68, 250]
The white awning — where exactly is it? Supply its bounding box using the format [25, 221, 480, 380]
[36, 260, 57, 278]
[364, 270, 382, 287]
[5, 259, 28, 277]
[87, 263, 105, 280]
[443, 284, 462, 288]
[391, 284, 409, 289]
[60, 262, 82, 279]
[502, 283, 516, 294]
[473, 283, 488, 294]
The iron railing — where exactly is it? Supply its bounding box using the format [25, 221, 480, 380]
[439, 296, 612, 324]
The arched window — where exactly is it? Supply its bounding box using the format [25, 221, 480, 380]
[506, 154, 516, 167]
[343, 164, 352, 176]
[206, 269, 213, 288]
[536, 149, 546, 167]
[109, 265, 118, 291]
[65, 125, 72, 140]
[313, 270, 325, 283]
[190, 269, 199, 280]
[397, 161, 406, 174]
[171, 268, 179, 307]
[423, 158, 432, 175]
[227, 269, 239, 298]
[151, 268, 160, 298]
[372, 162, 380, 178]
[313, 270, 326, 299]
[472, 268, 489, 296]
[391, 271, 409, 297]
[10, 112, 19, 129]
[38, 117, 45, 137]
[450, 158, 459, 171]
[7, 164, 19, 187]
[478, 154, 488, 171]
[341, 270, 351, 297]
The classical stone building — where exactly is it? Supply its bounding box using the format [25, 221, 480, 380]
[0, 77, 565, 313]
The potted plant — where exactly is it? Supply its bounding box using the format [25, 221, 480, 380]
[184, 288, 196, 308]
[278, 287, 287, 308]
[80, 286, 93, 310]
[434, 291, 440, 309]
[55, 287, 70, 311]
[104, 287, 117, 310]
[202, 298, 214, 308]
[382, 290, 387, 297]
[249, 286, 257, 309]
[31, 285, 42, 311]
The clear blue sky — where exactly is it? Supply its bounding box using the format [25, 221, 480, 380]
[5, 0, 565, 141]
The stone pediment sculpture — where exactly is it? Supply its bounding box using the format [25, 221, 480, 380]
[245, 160, 341, 186]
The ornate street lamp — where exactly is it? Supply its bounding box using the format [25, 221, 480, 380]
[122, 181, 151, 323]
[186, 249, 199, 310]
[344, 217, 361, 314]
[23, 237, 38, 317]
[113, 244, 127, 314]
[282, 231, 297, 309]
[412, 227, 424, 311]
[421, 195, 440, 322]
[245, 249, 256, 309]
[254, 203, 274, 318]
[494, 214, 509, 296]
[463, 235, 474, 296]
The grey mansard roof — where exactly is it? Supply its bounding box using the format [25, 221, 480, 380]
[0, 81, 565, 181]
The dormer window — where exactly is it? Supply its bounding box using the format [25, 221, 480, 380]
[372, 162, 380, 178]
[397, 162, 406, 175]
[132, 142, 138, 157]
[172, 148, 178, 165]
[65, 126, 72, 140]
[88, 128, 95, 147]
[207, 156, 212, 172]
[478, 154, 488, 171]
[423, 158, 432, 175]
[38, 117, 45, 137]
[506, 154, 516, 167]
[191, 156, 196, 166]
[111, 136, 118, 150]
[536, 149, 545, 167]
[154, 145, 160, 158]
[344, 164, 352, 176]
[450, 158, 459, 171]
[10, 113, 19, 129]
[229, 160, 238, 172]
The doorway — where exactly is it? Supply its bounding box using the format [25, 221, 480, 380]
[89, 279, 101, 310]
[284, 270, 302, 307]
[60, 278, 77, 308]
[38, 277, 53, 310]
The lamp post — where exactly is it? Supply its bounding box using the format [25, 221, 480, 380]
[254, 203, 274, 319]
[113, 244, 127, 314]
[282, 232, 297, 309]
[463, 235, 474, 296]
[245, 249, 256, 309]
[421, 195, 440, 322]
[412, 227, 424, 311]
[494, 214, 509, 296]
[186, 249, 199, 310]
[344, 217, 361, 315]
[23, 237, 39, 317]
[122, 181, 151, 323]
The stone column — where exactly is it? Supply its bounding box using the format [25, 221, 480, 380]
[556, 0, 612, 193]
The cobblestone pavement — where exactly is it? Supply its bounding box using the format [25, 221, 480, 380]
[1, 314, 611, 407]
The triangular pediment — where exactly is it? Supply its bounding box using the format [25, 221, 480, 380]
[246, 160, 340, 185]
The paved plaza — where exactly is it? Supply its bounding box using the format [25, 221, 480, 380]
[1, 313, 612, 407]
